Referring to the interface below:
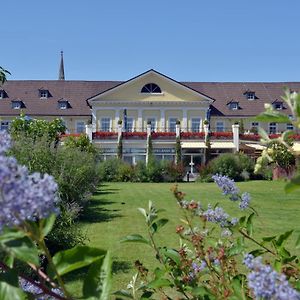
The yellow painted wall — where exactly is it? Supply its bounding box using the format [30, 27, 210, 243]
[93, 73, 208, 103]
[96, 110, 115, 131]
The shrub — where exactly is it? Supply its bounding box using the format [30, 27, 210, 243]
[117, 163, 135, 182]
[146, 157, 163, 182]
[63, 134, 97, 154]
[98, 158, 124, 181]
[133, 161, 148, 182]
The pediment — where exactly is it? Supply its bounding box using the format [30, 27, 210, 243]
[88, 70, 214, 104]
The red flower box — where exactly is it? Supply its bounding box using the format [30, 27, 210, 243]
[122, 132, 147, 139]
[239, 134, 260, 141]
[93, 131, 118, 139]
[151, 132, 176, 139]
[180, 132, 205, 139]
[210, 132, 233, 139]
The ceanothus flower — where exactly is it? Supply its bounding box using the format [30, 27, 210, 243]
[212, 174, 239, 201]
[0, 133, 59, 231]
[0, 131, 11, 154]
[240, 192, 251, 210]
[243, 254, 300, 300]
[203, 205, 231, 227]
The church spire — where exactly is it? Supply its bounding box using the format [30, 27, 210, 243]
[58, 51, 65, 80]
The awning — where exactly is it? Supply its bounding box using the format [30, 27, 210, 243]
[292, 142, 300, 153]
[181, 142, 207, 148]
[245, 143, 266, 150]
[210, 142, 235, 149]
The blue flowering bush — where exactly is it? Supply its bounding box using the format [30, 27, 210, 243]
[117, 174, 300, 299]
[0, 131, 110, 299]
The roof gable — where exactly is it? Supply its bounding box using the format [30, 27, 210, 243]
[88, 69, 215, 104]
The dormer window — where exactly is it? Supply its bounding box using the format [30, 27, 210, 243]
[11, 100, 25, 109]
[272, 100, 283, 110]
[0, 90, 7, 99]
[39, 89, 49, 99]
[141, 83, 162, 94]
[58, 99, 70, 110]
[244, 90, 256, 100]
[228, 101, 239, 110]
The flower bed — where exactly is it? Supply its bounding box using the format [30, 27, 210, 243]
[122, 132, 147, 139]
[210, 132, 233, 139]
[180, 132, 205, 139]
[93, 131, 118, 139]
[151, 132, 176, 139]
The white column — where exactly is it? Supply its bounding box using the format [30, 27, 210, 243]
[204, 124, 209, 136]
[92, 108, 97, 132]
[115, 109, 120, 132]
[160, 109, 165, 132]
[176, 123, 181, 138]
[182, 109, 187, 132]
[85, 124, 93, 142]
[138, 109, 143, 131]
[232, 124, 240, 152]
[199, 119, 203, 132]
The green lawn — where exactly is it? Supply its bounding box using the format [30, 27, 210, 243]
[66, 181, 300, 296]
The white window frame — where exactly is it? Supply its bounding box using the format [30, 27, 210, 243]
[169, 117, 177, 133]
[216, 121, 225, 132]
[12, 101, 21, 109]
[273, 103, 283, 110]
[229, 102, 238, 110]
[191, 118, 201, 132]
[147, 117, 157, 132]
[100, 117, 111, 132]
[286, 123, 294, 130]
[59, 101, 68, 110]
[269, 122, 277, 134]
[76, 121, 86, 134]
[247, 92, 255, 100]
[40, 90, 49, 99]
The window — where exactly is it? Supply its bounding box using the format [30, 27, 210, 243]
[228, 102, 239, 110]
[141, 83, 162, 94]
[76, 121, 85, 133]
[0, 90, 6, 99]
[269, 122, 277, 134]
[11, 101, 23, 109]
[169, 118, 177, 132]
[0, 121, 10, 131]
[287, 123, 294, 130]
[39, 89, 49, 98]
[273, 102, 283, 110]
[126, 117, 134, 132]
[216, 121, 225, 132]
[247, 92, 255, 100]
[101, 117, 111, 131]
[147, 118, 156, 132]
[58, 101, 68, 110]
[191, 118, 201, 132]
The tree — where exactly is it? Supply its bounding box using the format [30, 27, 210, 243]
[0, 66, 11, 85]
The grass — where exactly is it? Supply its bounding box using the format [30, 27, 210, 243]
[66, 180, 300, 296]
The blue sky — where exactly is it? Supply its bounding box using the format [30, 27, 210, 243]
[2, 0, 300, 82]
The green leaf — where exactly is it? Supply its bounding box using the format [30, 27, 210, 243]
[238, 216, 247, 227]
[150, 218, 168, 233]
[231, 275, 247, 300]
[246, 213, 255, 237]
[113, 290, 134, 299]
[285, 175, 300, 193]
[137, 208, 147, 219]
[41, 214, 56, 238]
[83, 251, 111, 300]
[140, 291, 153, 299]
[154, 267, 165, 279]
[4, 255, 14, 268]
[278, 246, 291, 259]
[192, 286, 216, 299]
[262, 236, 277, 242]
[249, 249, 266, 257]
[276, 230, 293, 247]
[274, 260, 282, 272]
[0, 269, 27, 300]
[295, 234, 300, 249]
[160, 248, 181, 265]
[256, 112, 291, 123]
[147, 278, 172, 289]
[50, 246, 106, 278]
[120, 235, 150, 245]
[0, 232, 39, 266]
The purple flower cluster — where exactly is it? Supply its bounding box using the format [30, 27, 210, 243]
[20, 279, 63, 299]
[212, 174, 239, 199]
[0, 131, 11, 154]
[203, 205, 236, 228]
[243, 254, 300, 300]
[0, 133, 59, 231]
[212, 174, 251, 210]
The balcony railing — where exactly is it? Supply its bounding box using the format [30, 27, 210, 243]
[93, 132, 118, 139]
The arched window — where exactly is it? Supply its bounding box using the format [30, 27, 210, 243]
[141, 83, 162, 94]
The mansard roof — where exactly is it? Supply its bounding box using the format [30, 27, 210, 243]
[1, 76, 300, 117]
